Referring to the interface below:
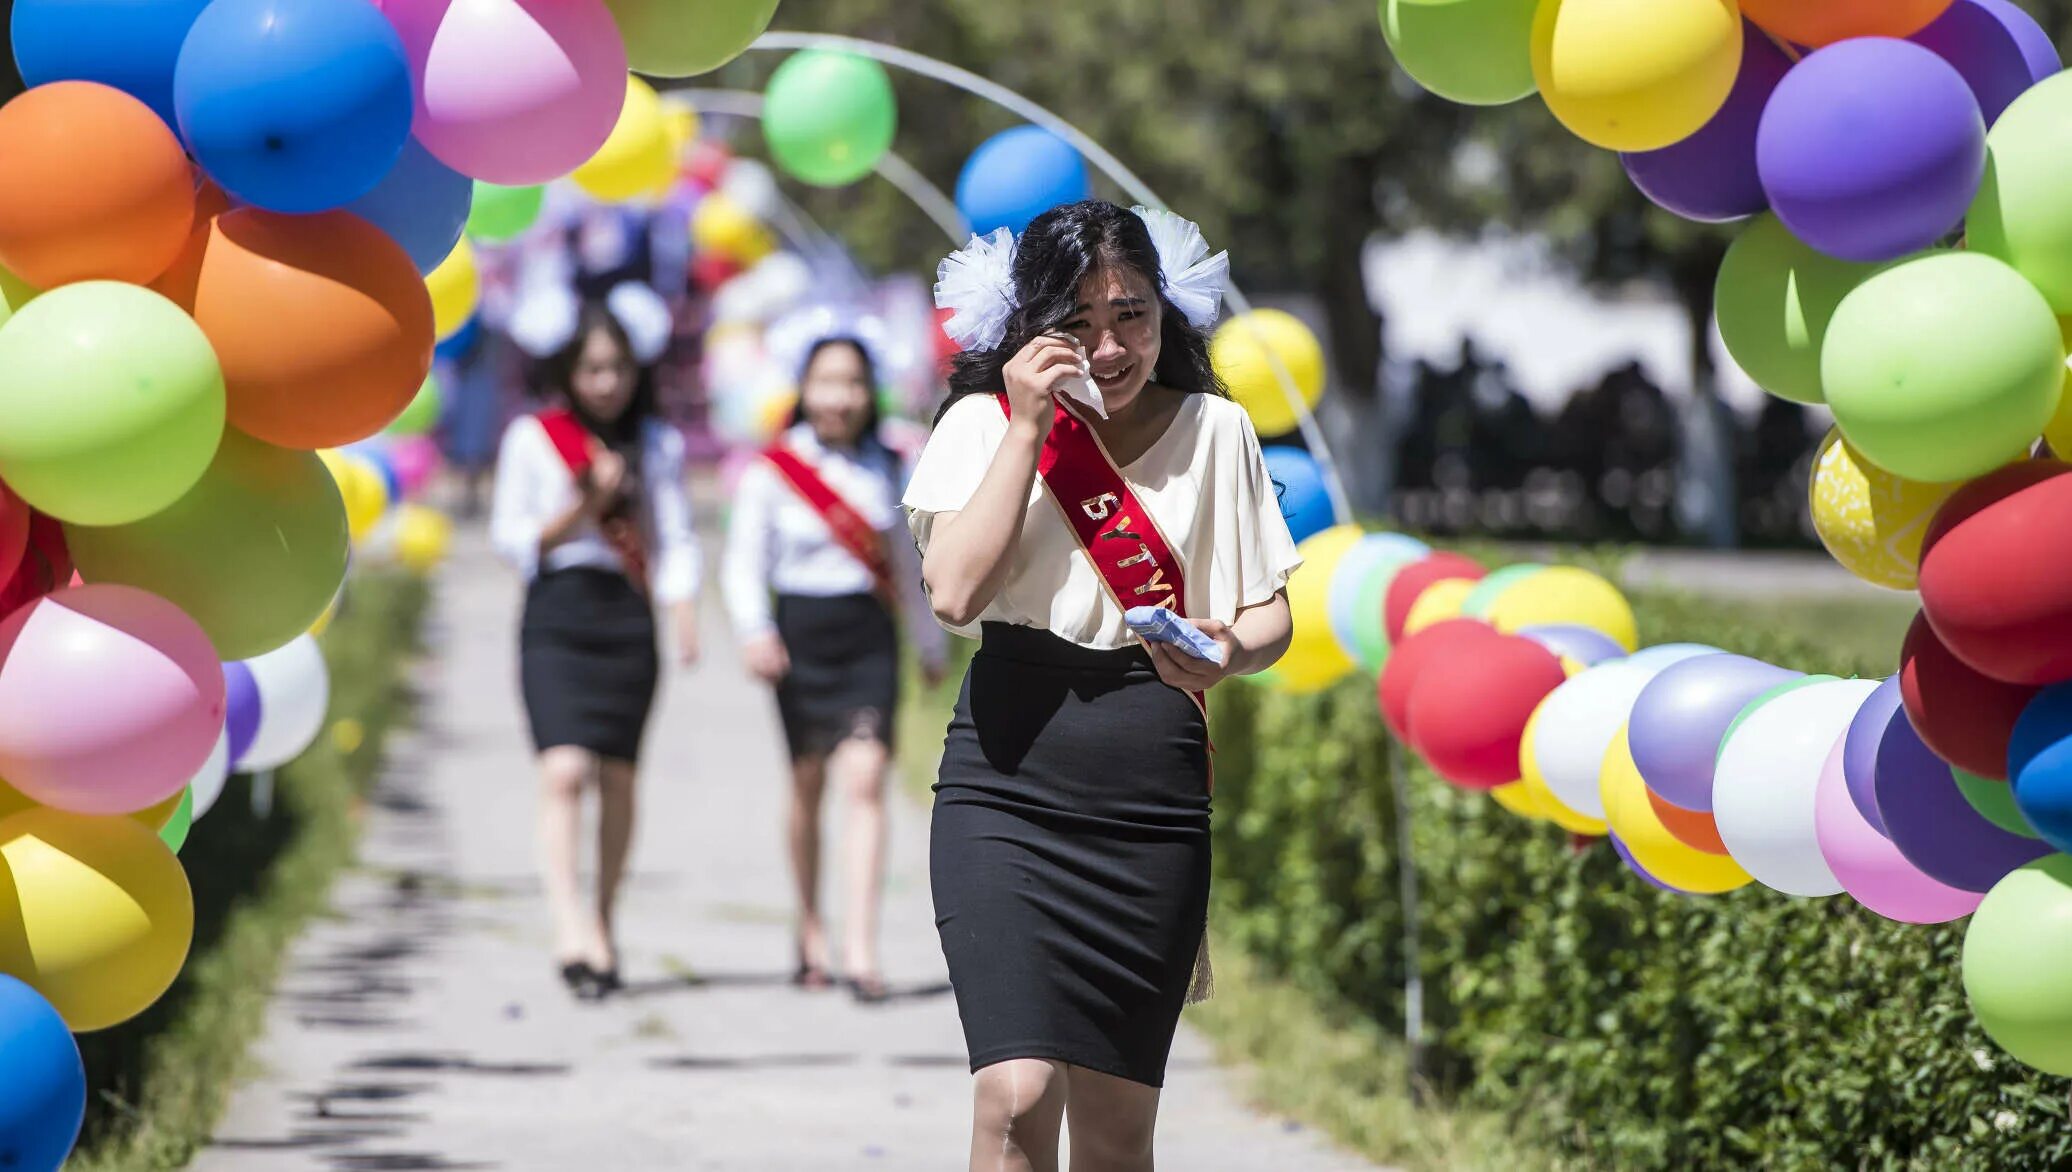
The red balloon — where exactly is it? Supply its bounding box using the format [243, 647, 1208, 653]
[0, 513, 72, 619]
[0, 482, 28, 597]
[691, 253, 742, 293]
[1900, 610, 2037, 779]
[1377, 617, 1501, 742]
[683, 140, 731, 188]
[1405, 632, 1567, 789]
[1383, 552, 1485, 644]
[1919, 460, 2072, 685]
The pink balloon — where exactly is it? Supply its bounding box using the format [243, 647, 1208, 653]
[1814, 731, 1982, 924]
[381, 0, 628, 185]
[389, 435, 442, 498]
[0, 585, 226, 815]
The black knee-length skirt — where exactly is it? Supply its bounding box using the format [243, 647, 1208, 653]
[519, 567, 659, 761]
[773, 592, 899, 760]
[931, 622, 1211, 1088]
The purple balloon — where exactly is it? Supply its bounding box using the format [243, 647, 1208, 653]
[1515, 624, 1625, 667]
[1757, 37, 1987, 263]
[223, 660, 262, 768]
[1628, 654, 1802, 812]
[1874, 703, 2049, 892]
[1842, 675, 1902, 837]
[1609, 833, 1690, 894]
[1912, 0, 2061, 126]
[1622, 22, 1793, 222]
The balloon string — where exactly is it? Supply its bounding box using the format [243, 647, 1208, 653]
[1761, 29, 1803, 64]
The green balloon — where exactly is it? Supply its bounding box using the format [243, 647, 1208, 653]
[1822, 251, 2062, 483]
[0, 282, 224, 525]
[1967, 71, 2072, 314]
[763, 50, 897, 188]
[1954, 768, 2040, 839]
[1963, 853, 2072, 1075]
[1350, 555, 1421, 670]
[1716, 676, 1835, 764]
[1714, 214, 1879, 405]
[606, 0, 779, 78]
[0, 264, 36, 330]
[159, 788, 194, 855]
[1380, 0, 1539, 106]
[67, 429, 349, 660]
[387, 375, 443, 437]
[1460, 563, 1543, 619]
[466, 183, 544, 243]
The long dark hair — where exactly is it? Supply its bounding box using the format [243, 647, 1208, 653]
[537, 300, 659, 455]
[941, 200, 1224, 421]
[786, 336, 888, 451]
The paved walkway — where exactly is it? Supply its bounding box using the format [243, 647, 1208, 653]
[196, 527, 1374, 1171]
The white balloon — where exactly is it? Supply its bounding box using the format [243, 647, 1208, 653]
[189, 730, 233, 821]
[1532, 660, 1666, 820]
[720, 158, 783, 220]
[1713, 678, 1881, 897]
[239, 636, 331, 773]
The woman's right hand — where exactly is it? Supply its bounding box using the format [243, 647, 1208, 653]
[583, 449, 627, 514]
[742, 631, 790, 684]
[1001, 333, 1086, 432]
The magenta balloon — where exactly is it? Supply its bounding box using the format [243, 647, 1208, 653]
[1874, 702, 2048, 891]
[1911, 0, 2061, 126]
[1627, 653, 1801, 811]
[0, 585, 226, 814]
[1621, 22, 1793, 222]
[1815, 728, 1982, 923]
[1757, 37, 1986, 263]
[1842, 675, 1901, 837]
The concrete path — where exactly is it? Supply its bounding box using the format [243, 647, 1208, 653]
[195, 526, 1375, 1171]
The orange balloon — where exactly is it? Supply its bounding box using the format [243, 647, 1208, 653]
[1741, 0, 1952, 47]
[157, 209, 434, 450]
[1646, 787, 1731, 856]
[0, 81, 195, 289]
[153, 175, 236, 300]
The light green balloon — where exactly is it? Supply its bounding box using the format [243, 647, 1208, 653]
[1967, 71, 2072, 314]
[1822, 251, 2062, 482]
[387, 375, 443, 437]
[1954, 768, 2040, 840]
[1350, 555, 1422, 670]
[1716, 676, 1834, 765]
[607, 0, 779, 78]
[0, 264, 36, 330]
[66, 429, 349, 660]
[1963, 853, 2072, 1075]
[763, 50, 897, 188]
[1714, 214, 1880, 405]
[1461, 563, 1543, 619]
[159, 788, 194, 855]
[0, 281, 224, 525]
[466, 183, 544, 243]
[1380, 0, 1540, 106]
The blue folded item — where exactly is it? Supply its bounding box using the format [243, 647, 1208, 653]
[1124, 606, 1224, 665]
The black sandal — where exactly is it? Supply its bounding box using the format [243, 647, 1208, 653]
[845, 973, 890, 1005]
[792, 959, 834, 990]
[558, 960, 594, 995]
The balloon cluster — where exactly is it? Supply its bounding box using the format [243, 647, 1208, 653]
[0, 0, 775, 1162]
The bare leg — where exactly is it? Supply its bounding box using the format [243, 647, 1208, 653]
[535, 746, 596, 966]
[830, 734, 890, 987]
[1063, 1065, 1161, 1172]
[789, 753, 831, 978]
[969, 1058, 1067, 1172]
[593, 756, 639, 973]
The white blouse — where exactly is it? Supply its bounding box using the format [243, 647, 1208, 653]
[721, 425, 944, 658]
[489, 413, 701, 604]
[903, 392, 1303, 650]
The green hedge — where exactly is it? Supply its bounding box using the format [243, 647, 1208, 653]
[1210, 586, 2072, 1170]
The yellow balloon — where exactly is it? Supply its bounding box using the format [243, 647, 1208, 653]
[1531, 0, 1743, 152]
[0, 776, 185, 833]
[394, 505, 454, 575]
[307, 593, 339, 637]
[1487, 565, 1639, 651]
[319, 451, 387, 541]
[1519, 700, 1609, 835]
[1807, 428, 1964, 591]
[2043, 317, 2072, 456]
[1491, 780, 1552, 822]
[1402, 577, 1478, 637]
[574, 76, 678, 203]
[1600, 725, 1752, 894]
[1211, 309, 1326, 438]
[0, 807, 194, 1032]
[1276, 524, 1364, 694]
[692, 192, 775, 265]
[426, 238, 480, 341]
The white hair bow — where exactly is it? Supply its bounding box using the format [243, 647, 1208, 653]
[506, 279, 673, 365]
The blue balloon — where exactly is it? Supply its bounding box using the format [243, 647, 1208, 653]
[0, 975, 86, 1172]
[174, 0, 414, 213]
[345, 139, 474, 275]
[956, 127, 1093, 237]
[2011, 684, 2072, 855]
[347, 444, 403, 505]
[1261, 445, 1334, 544]
[435, 316, 482, 363]
[11, 0, 211, 129]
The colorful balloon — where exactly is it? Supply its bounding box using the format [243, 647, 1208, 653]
[1484, 565, 1637, 651]
[1807, 429, 1965, 592]
[1459, 563, 1543, 620]
[1964, 853, 2072, 1075]
[1384, 554, 1484, 644]
[1918, 462, 2072, 688]
[1629, 653, 1801, 812]
[1329, 532, 1429, 671]
[602, 0, 777, 78]
[1516, 624, 1625, 668]
[1842, 676, 1903, 835]
[10, 0, 210, 128]
[1714, 678, 1878, 897]
[0, 973, 85, 1171]
[1602, 726, 1752, 894]
[1407, 633, 1566, 789]
[1955, 767, 2038, 840]
[394, 505, 455, 574]
[344, 137, 474, 274]
[1911, 0, 2061, 126]
[1817, 733, 1983, 923]
[572, 76, 675, 202]
[691, 193, 775, 266]
[1713, 214, 1878, 405]
[1899, 610, 2038, 778]
[1970, 72, 2072, 317]
[957, 126, 1095, 236]
[1620, 21, 1789, 223]
[1531, 659, 1664, 821]
[763, 50, 898, 188]
[1380, 0, 1539, 107]
[466, 182, 545, 243]
[1518, 699, 1608, 835]
[222, 661, 262, 771]
[0, 515, 69, 621]
[238, 636, 331, 772]
[387, 375, 443, 438]
[1742, 0, 1953, 47]
[1877, 701, 2050, 891]
[1261, 446, 1335, 545]
[1278, 525, 1365, 694]
[2009, 685, 2072, 856]
[1212, 310, 1327, 439]
[1530, 0, 1742, 152]
[1378, 618, 1502, 740]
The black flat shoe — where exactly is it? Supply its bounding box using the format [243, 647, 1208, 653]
[594, 967, 623, 996]
[558, 960, 594, 995]
[845, 974, 889, 1005]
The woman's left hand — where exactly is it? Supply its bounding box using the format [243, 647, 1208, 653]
[1145, 618, 1241, 693]
[671, 602, 701, 667]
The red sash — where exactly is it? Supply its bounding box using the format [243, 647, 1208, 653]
[761, 444, 899, 610]
[536, 409, 649, 594]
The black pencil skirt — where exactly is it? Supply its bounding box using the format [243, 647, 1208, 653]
[930, 622, 1211, 1088]
[519, 567, 659, 762]
[773, 592, 900, 760]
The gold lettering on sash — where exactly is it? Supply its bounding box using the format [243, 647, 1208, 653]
[1117, 544, 1156, 569]
[1081, 492, 1120, 521]
[1133, 567, 1170, 597]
